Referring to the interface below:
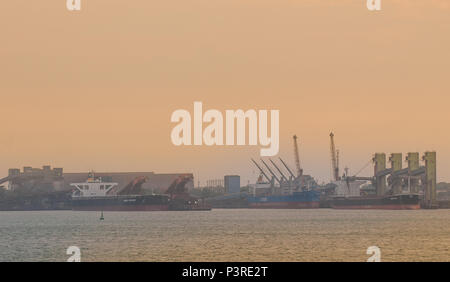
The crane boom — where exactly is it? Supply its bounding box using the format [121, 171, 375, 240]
[269, 159, 287, 181]
[279, 157, 295, 178]
[330, 132, 339, 181]
[293, 135, 303, 177]
[336, 149, 340, 179]
[261, 159, 281, 184]
[251, 159, 271, 183]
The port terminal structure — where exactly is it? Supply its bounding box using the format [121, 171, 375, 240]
[248, 139, 438, 209]
[0, 166, 64, 191]
[345, 152, 437, 209]
[0, 167, 194, 196]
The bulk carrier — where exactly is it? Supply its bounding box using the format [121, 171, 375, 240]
[71, 172, 211, 211]
[246, 159, 321, 209]
[330, 193, 420, 210]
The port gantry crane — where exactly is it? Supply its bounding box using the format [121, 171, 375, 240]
[279, 157, 296, 179]
[251, 158, 272, 184]
[260, 159, 282, 186]
[269, 159, 288, 183]
[329, 132, 340, 181]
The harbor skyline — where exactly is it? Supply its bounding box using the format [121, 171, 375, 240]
[1, 1, 450, 185]
[0, 1, 449, 266]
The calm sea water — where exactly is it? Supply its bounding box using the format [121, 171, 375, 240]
[0, 209, 448, 262]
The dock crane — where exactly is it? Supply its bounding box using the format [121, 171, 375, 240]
[251, 159, 272, 183]
[261, 159, 282, 185]
[293, 135, 305, 189]
[279, 157, 296, 179]
[330, 132, 340, 181]
[269, 159, 288, 182]
[293, 135, 303, 177]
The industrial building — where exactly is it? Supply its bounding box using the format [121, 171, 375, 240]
[0, 166, 193, 195]
[224, 175, 240, 194]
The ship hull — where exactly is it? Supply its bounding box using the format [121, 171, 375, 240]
[73, 205, 169, 211]
[71, 194, 170, 211]
[331, 204, 420, 210]
[71, 194, 211, 211]
[247, 190, 320, 209]
[248, 201, 320, 209]
[331, 194, 420, 210]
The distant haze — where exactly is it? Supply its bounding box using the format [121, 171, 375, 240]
[1, 1, 449, 185]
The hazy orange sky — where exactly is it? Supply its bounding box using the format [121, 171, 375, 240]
[1, 1, 449, 184]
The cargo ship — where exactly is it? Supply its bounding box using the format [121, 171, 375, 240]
[247, 190, 320, 209]
[330, 194, 420, 210]
[70, 172, 211, 211]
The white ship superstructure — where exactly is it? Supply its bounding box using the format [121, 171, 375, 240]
[71, 172, 118, 198]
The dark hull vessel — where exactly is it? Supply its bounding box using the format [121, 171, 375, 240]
[72, 194, 212, 211]
[71, 172, 211, 211]
[331, 194, 420, 210]
[71, 194, 171, 211]
[247, 190, 320, 209]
